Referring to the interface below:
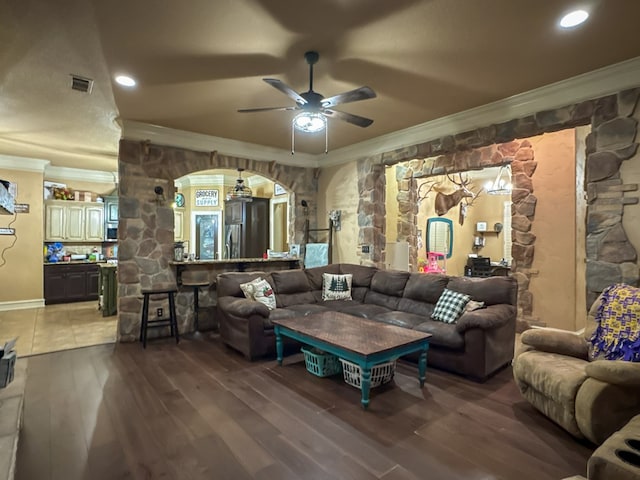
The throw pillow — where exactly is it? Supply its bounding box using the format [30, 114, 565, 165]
[240, 277, 277, 310]
[322, 273, 353, 301]
[465, 300, 485, 312]
[432, 288, 471, 324]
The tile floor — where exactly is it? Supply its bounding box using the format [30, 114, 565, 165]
[0, 301, 117, 357]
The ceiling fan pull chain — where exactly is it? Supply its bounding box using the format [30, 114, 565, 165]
[325, 124, 328, 154]
[291, 120, 296, 155]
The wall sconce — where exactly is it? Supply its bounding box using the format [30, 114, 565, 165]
[301, 199, 309, 217]
[154, 185, 165, 205]
[329, 209, 342, 231]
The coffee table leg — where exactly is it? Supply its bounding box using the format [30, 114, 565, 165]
[361, 364, 371, 409]
[418, 344, 429, 387]
[275, 326, 283, 366]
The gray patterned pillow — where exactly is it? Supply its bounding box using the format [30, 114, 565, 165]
[322, 273, 353, 301]
[432, 288, 471, 323]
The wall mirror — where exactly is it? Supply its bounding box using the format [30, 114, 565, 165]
[426, 217, 453, 258]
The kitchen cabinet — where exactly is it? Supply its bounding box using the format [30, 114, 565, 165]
[44, 263, 100, 304]
[45, 200, 104, 242]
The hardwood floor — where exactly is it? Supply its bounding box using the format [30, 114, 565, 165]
[16, 335, 593, 480]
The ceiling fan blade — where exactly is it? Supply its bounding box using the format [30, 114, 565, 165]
[263, 78, 307, 105]
[321, 86, 376, 109]
[323, 109, 374, 128]
[237, 106, 297, 113]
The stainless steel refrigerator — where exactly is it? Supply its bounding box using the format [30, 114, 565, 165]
[224, 198, 269, 259]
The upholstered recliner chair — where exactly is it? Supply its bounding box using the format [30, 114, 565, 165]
[513, 289, 640, 445]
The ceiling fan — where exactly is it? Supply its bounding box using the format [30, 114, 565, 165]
[238, 51, 376, 134]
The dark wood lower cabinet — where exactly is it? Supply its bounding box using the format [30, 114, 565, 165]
[44, 263, 100, 305]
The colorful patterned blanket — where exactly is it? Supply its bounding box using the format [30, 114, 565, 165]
[590, 283, 640, 362]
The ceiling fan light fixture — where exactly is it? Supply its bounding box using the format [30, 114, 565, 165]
[293, 112, 326, 133]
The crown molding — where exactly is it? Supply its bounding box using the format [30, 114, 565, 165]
[321, 56, 640, 166]
[122, 120, 318, 167]
[175, 174, 225, 188]
[0, 155, 50, 172]
[45, 166, 118, 183]
[124, 56, 640, 170]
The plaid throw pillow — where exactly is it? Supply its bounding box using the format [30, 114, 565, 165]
[432, 288, 471, 324]
[322, 273, 353, 301]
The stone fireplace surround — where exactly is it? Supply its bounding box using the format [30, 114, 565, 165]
[116, 88, 639, 339]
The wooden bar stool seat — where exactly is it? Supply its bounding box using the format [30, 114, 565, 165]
[139, 283, 179, 348]
[181, 271, 211, 331]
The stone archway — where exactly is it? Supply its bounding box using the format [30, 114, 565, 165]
[116, 139, 319, 340]
[395, 140, 539, 329]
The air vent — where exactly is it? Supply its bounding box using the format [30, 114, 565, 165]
[70, 74, 93, 93]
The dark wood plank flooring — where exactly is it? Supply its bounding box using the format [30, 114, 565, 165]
[16, 335, 593, 480]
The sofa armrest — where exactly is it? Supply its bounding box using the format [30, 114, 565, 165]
[586, 360, 640, 387]
[520, 328, 589, 360]
[218, 296, 270, 318]
[455, 304, 515, 333]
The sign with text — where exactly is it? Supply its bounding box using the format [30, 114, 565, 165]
[195, 189, 218, 207]
[14, 203, 29, 213]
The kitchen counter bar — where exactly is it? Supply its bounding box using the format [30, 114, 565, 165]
[171, 257, 301, 285]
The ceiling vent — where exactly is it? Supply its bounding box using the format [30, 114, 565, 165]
[70, 74, 93, 94]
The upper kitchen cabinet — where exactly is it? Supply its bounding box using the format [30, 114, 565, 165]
[45, 200, 104, 242]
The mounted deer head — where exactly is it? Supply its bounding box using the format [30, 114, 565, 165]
[434, 173, 474, 216]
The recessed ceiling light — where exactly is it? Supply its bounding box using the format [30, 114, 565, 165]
[115, 75, 136, 87]
[560, 9, 589, 28]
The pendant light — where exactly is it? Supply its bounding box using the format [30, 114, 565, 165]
[226, 168, 253, 202]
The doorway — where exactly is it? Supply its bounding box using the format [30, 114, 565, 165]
[270, 195, 289, 252]
[191, 211, 222, 260]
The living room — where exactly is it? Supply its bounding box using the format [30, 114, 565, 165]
[2, 2, 640, 479]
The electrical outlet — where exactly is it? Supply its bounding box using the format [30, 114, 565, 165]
[361, 245, 370, 254]
[157, 307, 163, 318]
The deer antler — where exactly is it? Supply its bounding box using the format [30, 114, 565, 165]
[446, 172, 470, 189]
[417, 180, 441, 204]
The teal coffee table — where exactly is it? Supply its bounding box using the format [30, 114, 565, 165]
[273, 311, 431, 409]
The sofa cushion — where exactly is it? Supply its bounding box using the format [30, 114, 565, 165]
[447, 276, 516, 306]
[370, 270, 410, 297]
[339, 264, 377, 288]
[271, 270, 312, 294]
[374, 311, 426, 330]
[413, 320, 465, 350]
[305, 264, 342, 290]
[217, 271, 267, 298]
[351, 286, 369, 303]
[397, 298, 436, 318]
[338, 303, 393, 319]
[322, 273, 353, 301]
[514, 350, 589, 437]
[280, 304, 331, 316]
[403, 273, 449, 303]
[270, 270, 316, 307]
[318, 299, 361, 312]
[432, 288, 471, 323]
[365, 291, 402, 310]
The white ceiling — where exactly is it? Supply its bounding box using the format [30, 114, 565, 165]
[2, 0, 640, 174]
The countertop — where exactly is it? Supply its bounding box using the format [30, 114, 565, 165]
[43, 260, 109, 266]
[170, 257, 300, 265]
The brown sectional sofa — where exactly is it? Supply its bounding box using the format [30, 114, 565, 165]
[216, 263, 517, 381]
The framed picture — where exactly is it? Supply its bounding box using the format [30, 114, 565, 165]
[274, 183, 286, 196]
[195, 189, 218, 207]
[476, 221, 487, 232]
[289, 244, 300, 258]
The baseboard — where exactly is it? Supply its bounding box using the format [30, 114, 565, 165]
[0, 299, 45, 311]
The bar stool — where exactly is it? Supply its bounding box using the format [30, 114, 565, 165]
[140, 283, 179, 348]
[181, 270, 211, 331]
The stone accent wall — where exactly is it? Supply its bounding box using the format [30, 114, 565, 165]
[117, 140, 318, 341]
[585, 90, 640, 306]
[356, 157, 386, 268]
